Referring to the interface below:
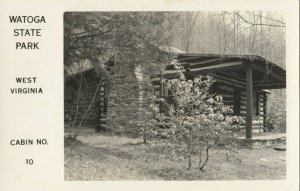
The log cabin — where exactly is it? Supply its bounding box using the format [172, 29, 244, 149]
[64, 52, 286, 139]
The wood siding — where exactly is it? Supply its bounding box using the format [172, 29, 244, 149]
[214, 81, 267, 132]
[153, 79, 268, 132]
[64, 73, 107, 130]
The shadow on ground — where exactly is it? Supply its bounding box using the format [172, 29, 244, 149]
[64, 133, 286, 181]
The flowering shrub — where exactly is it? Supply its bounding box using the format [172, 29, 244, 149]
[154, 61, 243, 171]
[128, 98, 159, 144]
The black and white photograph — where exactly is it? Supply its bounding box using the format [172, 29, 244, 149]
[64, 11, 287, 181]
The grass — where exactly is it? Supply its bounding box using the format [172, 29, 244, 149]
[64, 132, 286, 181]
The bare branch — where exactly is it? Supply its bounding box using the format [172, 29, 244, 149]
[72, 25, 120, 40]
[74, 77, 104, 137]
[70, 17, 114, 36]
[245, 11, 285, 25]
[226, 11, 285, 28]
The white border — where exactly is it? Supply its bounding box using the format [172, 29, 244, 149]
[0, 0, 298, 191]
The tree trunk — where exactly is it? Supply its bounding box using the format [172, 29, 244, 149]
[187, 155, 192, 171]
[187, 140, 192, 170]
[199, 146, 211, 172]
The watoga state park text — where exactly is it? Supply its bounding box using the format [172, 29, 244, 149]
[9, 16, 45, 50]
[9, 16, 46, 23]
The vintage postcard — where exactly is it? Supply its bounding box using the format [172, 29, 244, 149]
[0, 0, 298, 191]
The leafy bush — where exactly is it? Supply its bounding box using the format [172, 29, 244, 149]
[154, 60, 243, 171]
[128, 98, 159, 144]
[266, 92, 286, 133]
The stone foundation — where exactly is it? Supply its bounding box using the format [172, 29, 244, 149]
[238, 134, 286, 149]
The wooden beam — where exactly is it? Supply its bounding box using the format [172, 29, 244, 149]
[253, 81, 286, 89]
[253, 80, 285, 84]
[263, 95, 267, 132]
[218, 71, 246, 82]
[209, 73, 246, 86]
[164, 69, 185, 74]
[160, 70, 163, 97]
[246, 64, 253, 139]
[180, 58, 223, 66]
[178, 56, 214, 62]
[210, 77, 245, 89]
[189, 61, 244, 75]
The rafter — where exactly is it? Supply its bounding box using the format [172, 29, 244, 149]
[252, 63, 286, 82]
[190, 61, 244, 75]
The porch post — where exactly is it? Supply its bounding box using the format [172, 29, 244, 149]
[160, 69, 163, 97]
[246, 63, 253, 139]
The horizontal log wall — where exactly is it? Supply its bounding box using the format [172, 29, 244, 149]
[215, 82, 267, 132]
[64, 80, 106, 129]
[153, 78, 268, 132]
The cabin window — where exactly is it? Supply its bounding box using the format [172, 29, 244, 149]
[154, 81, 170, 97]
[161, 82, 174, 105]
[154, 81, 175, 114]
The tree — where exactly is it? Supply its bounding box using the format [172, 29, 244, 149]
[64, 12, 176, 138]
[128, 97, 159, 144]
[64, 12, 175, 71]
[182, 12, 200, 52]
[169, 11, 286, 134]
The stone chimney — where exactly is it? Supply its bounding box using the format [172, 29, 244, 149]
[106, 57, 154, 133]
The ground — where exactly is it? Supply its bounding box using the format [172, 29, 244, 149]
[64, 131, 286, 181]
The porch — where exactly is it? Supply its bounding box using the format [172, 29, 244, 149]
[151, 53, 286, 139]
